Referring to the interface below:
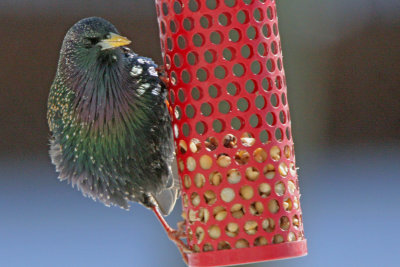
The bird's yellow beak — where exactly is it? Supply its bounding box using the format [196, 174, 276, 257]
[98, 32, 131, 50]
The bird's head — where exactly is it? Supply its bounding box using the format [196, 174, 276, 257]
[59, 17, 131, 73]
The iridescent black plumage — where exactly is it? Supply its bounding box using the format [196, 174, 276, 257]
[47, 17, 178, 214]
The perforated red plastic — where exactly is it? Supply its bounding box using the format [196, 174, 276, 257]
[155, 0, 307, 266]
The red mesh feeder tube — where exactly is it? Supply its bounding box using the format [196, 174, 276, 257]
[155, 0, 307, 266]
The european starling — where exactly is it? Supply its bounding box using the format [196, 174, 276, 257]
[47, 17, 189, 258]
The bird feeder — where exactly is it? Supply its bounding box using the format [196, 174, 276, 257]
[155, 0, 307, 266]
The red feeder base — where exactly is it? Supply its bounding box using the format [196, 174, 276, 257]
[188, 240, 307, 267]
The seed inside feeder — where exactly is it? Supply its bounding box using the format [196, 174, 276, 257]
[199, 207, 210, 223]
[188, 209, 197, 223]
[191, 192, 201, 207]
[289, 162, 297, 176]
[270, 146, 281, 161]
[222, 134, 237, 148]
[208, 225, 221, 239]
[280, 216, 290, 230]
[194, 173, 205, 188]
[187, 228, 193, 242]
[217, 153, 231, 167]
[199, 155, 213, 170]
[178, 159, 185, 171]
[263, 164, 275, 179]
[244, 220, 258, 235]
[235, 239, 249, 248]
[268, 199, 280, 213]
[217, 241, 231, 250]
[249, 201, 264, 216]
[203, 243, 214, 252]
[196, 227, 205, 244]
[204, 190, 217, 205]
[292, 215, 300, 229]
[241, 132, 255, 147]
[245, 167, 260, 181]
[179, 140, 187, 154]
[262, 218, 275, 232]
[225, 222, 239, 237]
[283, 197, 292, 211]
[187, 157, 196, 171]
[221, 188, 235, 203]
[231, 203, 245, 219]
[284, 145, 291, 158]
[183, 174, 191, 189]
[278, 162, 288, 177]
[205, 136, 218, 151]
[190, 138, 202, 153]
[213, 206, 227, 221]
[193, 244, 200, 253]
[293, 196, 299, 209]
[254, 236, 268, 246]
[227, 169, 241, 184]
[209, 171, 222, 186]
[240, 185, 254, 200]
[288, 232, 296, 242]
[258, 183, 271, 197]
[274, 181, 286, 196]
[288, 180, 296, 194]
[234, 150, 250, 165]
[253, 148, 267, 163]
[273, 234, 284, 244]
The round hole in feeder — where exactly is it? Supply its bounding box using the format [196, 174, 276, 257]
[270, 145, 281, 161]
[205, 136, 218, 151]
[178, 158, 185, 172]
[237, 97, 249, 112]
[200, 102, 213, 116]
[213, 206, 228, 221]
[251, 60, 262, 74]
[262, 77, 273, 91]
[249, 201, 264, 216]
[275, 181, 286, 196]
[227, 169, 241, 184]
[273, 234, 284, 244]
[233, 63, 245, 77]
[255, 95, 266, 110]
[188, 0, 200, 12]
[284, 145, 291, 158]
[240, 185, 254, 200]
[289, 162, 296, 176]
[196, 68, 208, 82]
[241, 132, 255, 147]
[209, 171, 222, 186]
[286, 127, 291, 140]
[278, 162, 288, 177]
[254, 236, 268, 246]
[268, 199, 280, 214]
[262, 23, 271, 38]
[258, 183, 271, 198]
[191, 86, 201, 101]
[183, 174, 191, 189]
[231, 116, 244, 130]
[210, 31, 223, 45]
[223, 134, 237, 148]
[235, 239, 249, 248]
[250, 114, 261, 128]
[218, 241, 231, 250]
[212, 119, 225, 133]
[170, 71, 177, 85]
[221, 187, 235, 203]
[229, 28, 241, 43]
[262, 217, 275, 232]
[292, 214, 300, 229]
[271, 41, 278, 54]
[266, 59, 275, 72]
[178, 140, 187, 154]
[245, 166, 260, 181]
[182, 122, 190, 136]
[281, 92, 287, 105]
[224, 0, 236, 8]
[183, 17, 194, 31]
[185, 104, 195, 118]
[288, 232, 297, 242]
[203, 243, 214, 252]
[244, 220, 258, 235]
[199, 155, 213, 170]
[189, 138, 201, 153]
[192, 33, 204, 47]
[245, 79, 256, 93]
[169, 20, 178, 33]
[217, 153, 231, 167]
[279, 110, 286, 124]
[253, 7, 264, 22]
[208, 225, 221, 239]
[231, 203, 245, 218]
[177, 88, 185, 102]
[253, 148, 267, 163]
[191, 192, 200, 207]
[206, 0, 218, 10]
[186, 51, 198, 66]
[227, 82, 239, 95]
[243, 0, 253, 5]
[237, 10, 249, 24]
[204, 49, 216, 63]
[235, 150, 250, 165]
[174, 106, 182, 120]
[187, 157, 196, 171]
[283, 197, 293, 211]
[257, 42, 268, 56]
[204, 190, 217, 205]
[199, 207, 210, 223]
[266, 112, 276, 126]
[218, 12, 231, 26]
[173, 0, 182, 14]
[193, 244, 200, 252]
[181, 69, 191, 83]
[177, 35, 187, 49]
[208, 84, 220, 99]
[222, 47, 235, 61]
[240, 44, 253, 59]
[214, 65, 227, 79]
[288, 180, 296, 194]
[259, 130, 270, 144]
[225, 222, 239, 237]
[246, 26, 257, 40]
[200, 15, 212, 29]
[280, 216, 290, 231]
[277, 58, 283, 71]
[218, 100, 231, 114]
[273, 23, 279, 36]
[195, 121, 207, 135]
[264, 164, 276, 179]
[267, 5, 274, 20]
[195, 227, 205, 244]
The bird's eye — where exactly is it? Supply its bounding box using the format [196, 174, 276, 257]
[105, 34, 111, 39]
[84, 37, 100, 48]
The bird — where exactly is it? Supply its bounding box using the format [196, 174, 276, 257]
[47, 17, 189, 260]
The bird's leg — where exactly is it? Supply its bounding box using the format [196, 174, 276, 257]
[156, 66, 169, 85]
[152, 206, 191, 264]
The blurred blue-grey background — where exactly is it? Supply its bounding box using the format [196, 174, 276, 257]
[0, 0, 399, 266]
